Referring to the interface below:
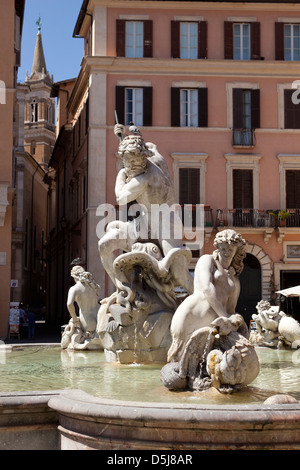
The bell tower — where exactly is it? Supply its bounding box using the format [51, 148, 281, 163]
[24, 18, 56, 165]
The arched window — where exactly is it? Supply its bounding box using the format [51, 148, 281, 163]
[31, 99, 38, 123]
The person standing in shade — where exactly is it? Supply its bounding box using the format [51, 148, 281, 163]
[27, 306, 36, 340]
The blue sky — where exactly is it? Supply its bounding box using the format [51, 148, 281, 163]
[18, 0, 84, 83]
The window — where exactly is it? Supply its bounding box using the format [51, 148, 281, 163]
[284, 89, 300, 128]
[225, 154, 261, 209]
[31, 99, 38, 123]
[115, 86, 152, 126]
[233, 23, 250, 60]
[179, 168, 200, 227]
[126, 21, 143, 58]
[125, 88, 143, 126]
[233, 169, 253, 209]
[232, 88, 260, 145]
[180, 89, 198, 127]
[31, 141, 36, 155]
[171, 21, 207, 59]
[180, 22, 198, 59]
[284, 24, 300, 60]
[47, 103, 53, 125]
[286, 170, 300, 208]
[224, 21, 260, 60]
[276, 23, 300, 60]
[179, 168, 200, 206]
[116, 19, 152, 58]
[171, 87, 208, 127]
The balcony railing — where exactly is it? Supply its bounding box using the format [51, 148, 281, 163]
[283, 209, 300, 227]
[232, 128, 256, 147]
[216, 209, 274, 228]
[114, 206, 300, 231]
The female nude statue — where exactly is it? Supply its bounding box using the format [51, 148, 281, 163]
[167, 229, 247, 362]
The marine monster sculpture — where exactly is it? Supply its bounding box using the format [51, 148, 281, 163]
[97, 125, 193, 363]
[61, 265, 103, 350]
[161, 230, 260, 393]
[250, 300, 300, 349]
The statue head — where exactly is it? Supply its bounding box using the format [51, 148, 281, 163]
[118, 135, 152, 179]
[71, 265, 100, 295]
[213, 229, 246, 275]
[256, 299, 271, 313]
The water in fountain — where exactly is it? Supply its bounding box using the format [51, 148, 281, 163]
[1, 345, 300, 405]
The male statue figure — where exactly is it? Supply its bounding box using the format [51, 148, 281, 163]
[98, 124, 194, 295]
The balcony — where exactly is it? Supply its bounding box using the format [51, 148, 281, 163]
[232, 128, 256, 147]
[216, 209, 273, 228]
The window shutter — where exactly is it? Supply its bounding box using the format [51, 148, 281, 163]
[116, 20, 126, 57]
[286, 170, 300, 208]
[171, 87, 180, 126]
[233, 169, 253, 209]
[179, 168, 200, 205]
[115, 86, 125, 125]
[251, 89, 260, 129]
[143, 20, 153, 58]
[251, 22, 261, 59]
[171, 21, 180, 58]
[284, 89, 300, 129]
[275, 22, 284, 60]
[224, 21, 233, 59]
[232, 88, 243, 129]
[198, 21, 208, 59]
[198, 88, 208, 127]
[143, 87, 153, 126]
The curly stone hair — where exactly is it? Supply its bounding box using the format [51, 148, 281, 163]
[117, 135, 152, 160]
[213, 229, 246, 276]
[71, 266, 100, 295]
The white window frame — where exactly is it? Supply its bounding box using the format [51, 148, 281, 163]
[125, 87, 143, 126]
[283, 241, 300, 262]
[277, 154, 300, 209]
[233, 23, 251, 60]
[180, 22, 198, 59]
[180, 89, 198, 127]
[224, 153, 262, 209]
[226, 82, 259, 129]
[284, 23, 300, 61]
[125, 21, 144, 58]
[171, 152, 208, 205]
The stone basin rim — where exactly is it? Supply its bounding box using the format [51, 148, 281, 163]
[48, 389, 300, 415]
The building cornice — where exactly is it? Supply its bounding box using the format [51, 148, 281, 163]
[88, 0, 300, 13]
[81, 56, 300, 79]
[73, 0, 300, 36]
[67, 61, 90, 115]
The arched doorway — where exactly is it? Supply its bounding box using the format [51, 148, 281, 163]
[236, 253, 262, 326]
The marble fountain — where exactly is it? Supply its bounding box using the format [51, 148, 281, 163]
[2, 125, 300, 450]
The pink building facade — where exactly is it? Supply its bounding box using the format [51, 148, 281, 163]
[52, 0, 300, 324]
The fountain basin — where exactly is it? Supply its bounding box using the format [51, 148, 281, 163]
[1, 344, 300, 450]
[49, 390, 300, 450]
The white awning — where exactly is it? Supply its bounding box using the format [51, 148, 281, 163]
[276, 285, 300, 297]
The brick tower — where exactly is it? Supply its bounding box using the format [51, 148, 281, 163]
[24, 18, 55, 165]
